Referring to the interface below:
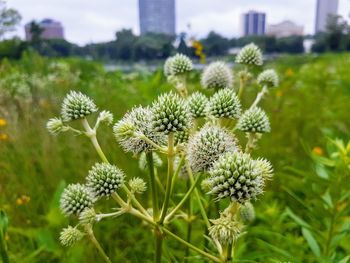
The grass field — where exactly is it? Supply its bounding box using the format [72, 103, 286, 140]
[1, 52, 350, 262]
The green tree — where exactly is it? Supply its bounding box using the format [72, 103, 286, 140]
[201, 31, 229, 56]
[115, 29, 137, 60]
[0, 1, 21, 39]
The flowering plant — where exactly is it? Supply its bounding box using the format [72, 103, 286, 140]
[47, 43, 279, 262]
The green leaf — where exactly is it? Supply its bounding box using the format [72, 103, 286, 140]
[339, 255, 350, 263]
[302, 227, 321, 258]
[285, 207, 312, 229]
[0, 211, 8, 237]
[315, 163, 329, 179]
[321, 190, 333, 209]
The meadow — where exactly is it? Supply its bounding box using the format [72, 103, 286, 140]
[0, 51, 350, 262]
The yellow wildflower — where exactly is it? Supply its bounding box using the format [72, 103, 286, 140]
[312, 147, 324, 156]
[285, 68, 294, 77]
[16, 195, 31, 206]
[0, 133, 8, 141]
[0, 118, 6, 127]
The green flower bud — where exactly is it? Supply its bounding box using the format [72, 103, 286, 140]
[86, 163, 125, 198]
[129, 177, 147, 194]
[207, 152, 264, 203]
[235, 43, 263, 66]
[79, 208, 97, 225]
[207, 88, 242, 119]
[257, 69, 279, 88]
[169, 54, 193, 76]
[98, 110, 113, 125]
[201, 61, 233, 90]
[61, 91, 98, 122]
[164, 57, 174, 77]
[239, 202, 255, 223]
[138, 152, 163, 171]
[187, 125, 239, 173]
[187, 92, 208, 118]
[209, 217, 242, 245]
[59, 226, 84, 247]
[175, 130, 189, 145]
[46, 117, 68, 135]
[114, 107, 166, 154]
[151, 92, 191, 134]
[60, 184, 94, 216]
[237, 107, 270, 133]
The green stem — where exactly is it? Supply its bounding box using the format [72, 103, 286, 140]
[84, 225, 112, 263]
[238, 75, 245, 99]
[185, 160, 211, 228]
[0, 237, 9, 263]
[146, 152, 160, 220]
[154, 227, 163, 263]
[170, 154, 185, 198]
[159, 133, 175, 224]
[139, 134, 168, 153]
[122, 185, 150, 217]
[185, 179, 193, 262]
[250, 86, 268, 108]
[165, 174, 201, 223]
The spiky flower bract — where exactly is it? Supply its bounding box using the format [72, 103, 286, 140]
[209, 217, 242, 244]
[61, 91, 98, 122]
[257, 69, 279, 88]
[187, 125, 238, 173]
[239, 202, 255, 223]
[237, 107, 270, 133]
[129, 177, 147, 194]
[60, 184, 94, 216]
[187, 92, 208, 118]
[201, 61, 233, 90]
[175, 130, 189, 145]
[138, 152, 163, 171]
[207, 88, 242, 119]
[98, 110, 113, 125]
[254, 158, 273, 179]
[169, 54, 193, 76]
[79, 208, 96, 225]
[164, 57, 174, 77]
[46, 117, 68, 135]
[59, 226, 84, 247]
[151, 92, 191, 134]
[207, 152, 264, 203]
[86, 163, 125, 198]
[114, 106, 166, 154]
[235, 43, 263, 66]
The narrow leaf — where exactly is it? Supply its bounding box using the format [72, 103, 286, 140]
[302, 227, 321, 258]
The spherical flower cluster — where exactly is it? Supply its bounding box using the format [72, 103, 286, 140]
[46, 117, 68, 135]
[129, 177, 147, 194]
[207, 88, 242, 119]
[257, 69, 279, 88]
[167, 54, 193, 76]
[79, 208, 97, 225]
[239, 202, 255, 223]
[151, 92, 191, 134]
[207, 152, 265, 203]
[187, 125, 238, 173]
[163, 57, 174, 76]
[61, 91, 98, 122]
[237, 107, 270, 133]
[97, 110, 113, 125]
[254, 158, 273, 179]
[235, 43, 263, 66]
[59, 226, 84, 247]
[187, 92, 208, 118]
[201, 62, 233, 90]
[138, 152, 163, 171]
[175, 130, 189, 145]
[86, 163, 125, 198]
[209, 216, 242, 244]
[60, 184, 94, 216]
[114, 106, 166, 154]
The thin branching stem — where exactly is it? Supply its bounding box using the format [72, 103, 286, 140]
[84, 224, 112, 263]
[251, 85, 268, 108]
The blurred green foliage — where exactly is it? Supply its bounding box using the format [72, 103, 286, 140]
[0, 52, 349, 262]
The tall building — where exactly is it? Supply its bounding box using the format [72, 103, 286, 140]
[267, 20, 304, 38]
[241, 11, 266, 36]
[139, 0, 176, 35]
[315, 0, 339, 33]
[25, 19, 64, 40]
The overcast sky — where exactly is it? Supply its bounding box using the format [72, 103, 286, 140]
[6, 0, 350, 45]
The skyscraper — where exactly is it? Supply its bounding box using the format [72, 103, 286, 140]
[315, 0, 339, 33]
[139, 0, 176, 35]
[25, 19, 64, 40]
[241, 11, 266, 36]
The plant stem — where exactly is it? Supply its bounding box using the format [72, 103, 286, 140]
[165, 174, 201, 222]
[146, 152, 160, 220]
[185, 179, 193, 262]
[159, 133, 175, 224]
[185, 160, 211, 228]
[154, 227, 163, 263]
[139, 134, 168, 153]
[170, 154, 185, 195]
[84, 224, 112, 263]
[122, 185, 150, 217]
[251, 86, 268, 108]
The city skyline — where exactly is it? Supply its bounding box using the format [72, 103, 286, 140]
[6, 0, 350, 45]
